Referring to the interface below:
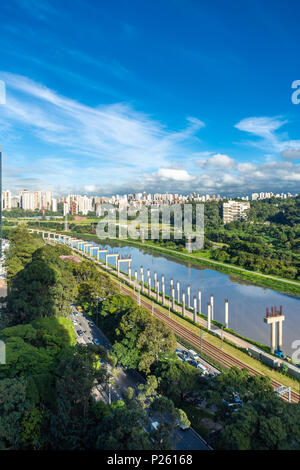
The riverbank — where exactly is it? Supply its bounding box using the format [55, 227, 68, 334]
[59, 229, 300, 297]
[65, 240, 300, 393]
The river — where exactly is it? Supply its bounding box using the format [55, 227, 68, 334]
[82, 239, 300, 357]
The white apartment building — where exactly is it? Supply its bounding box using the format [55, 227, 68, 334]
[33, 190, 43, 210]
[52, 198, 57, 212]
[19, 190, 34, 210]
[2, 190, 11, 210]
[223, 200, 250, 224]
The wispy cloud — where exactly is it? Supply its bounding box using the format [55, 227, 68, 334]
[0, 71, 205, 191]
[235, 116, 300, 155]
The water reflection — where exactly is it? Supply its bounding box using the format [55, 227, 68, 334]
[91, 240, 300, 356]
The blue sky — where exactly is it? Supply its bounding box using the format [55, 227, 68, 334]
[0, 0, 300, 196]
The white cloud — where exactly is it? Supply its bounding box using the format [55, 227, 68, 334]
[281, 148, 300, 160]
[237, 162, 256, 173]
[0, 71, 205, 174]
[156, 168, 193, 181]
[235, 116, 286, 138]
[207, 153, 235, 169]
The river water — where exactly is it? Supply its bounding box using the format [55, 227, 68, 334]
[80, 239, 300, 357]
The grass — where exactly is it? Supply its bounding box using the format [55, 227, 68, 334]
[26, 222, 300, 295]
[69, 242, 300, 393]
[51, 226, 300, 297]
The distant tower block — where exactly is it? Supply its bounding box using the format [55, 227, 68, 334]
[207, 303, 212, 331]
[198, 290, 202, 315]
[264, 306, 285, 354]
[210, 294, 214, 320]
[177, 281, 180, 303]
[187, 285, 191, 309]
[182, 293, 186, 317]
[225, 299, 229, 329]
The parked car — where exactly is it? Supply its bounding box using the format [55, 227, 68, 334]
[77, 329, 83, 336]
[177, 352, 186, 361]
[94, 338, 100, 345]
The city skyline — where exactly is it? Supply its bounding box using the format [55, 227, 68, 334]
[0, 1, 300, 195]
[1, 187, 297, 216]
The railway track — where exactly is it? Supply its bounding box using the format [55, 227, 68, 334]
[119, 283, 300, 403]
[66, 247, 300, 404]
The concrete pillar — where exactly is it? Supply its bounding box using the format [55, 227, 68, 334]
[207, 303, 211, 331]
[177, 281, 180, 303]
[156, 281, 159, 302]
[271, 322, 276, 354]
[128, 264, 132, 282]
[198, 289, 202, 315]
[182, 293, 185, 317]
[140, 267, 144, 293]
[210, 294, 214, 321]
[162, 282, 165, 306]
[148, 275, 151, 297]
[187, 285, 191, 309]
[193, 296, 197, 323]
[134, 270, 138, 284]
[154, 272, 157, 287]
[170, 278, 174, 293]
[171, 287, 175, 310]
[225, 299, 229, 329]
[278, 320, 283, 351]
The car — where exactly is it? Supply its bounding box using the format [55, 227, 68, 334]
[188, 359, 198, 367]
[151, 421, 160, 431]
[72, 320, 78, 325]
[197, 362, 209, 374]
[88, 321, 94, 327]
[176, 422, 190, 431]
[93, 338, 100, 345]
[77, 329, 83, 336]
[177, 352, 186, 361]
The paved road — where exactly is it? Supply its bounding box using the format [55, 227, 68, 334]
[69, 306, 211, 450]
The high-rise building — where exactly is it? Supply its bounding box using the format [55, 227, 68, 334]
[52, 198, 57, 212]
[44, 190, 53, 210]
[2, 190, 11, 210]
[63, 202, 69, 216]
[33, 190, 43, 210]
[19, 190, 34, 210]
[223, 200, 250, 224]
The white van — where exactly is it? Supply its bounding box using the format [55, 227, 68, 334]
[187, 349, 200, 361]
